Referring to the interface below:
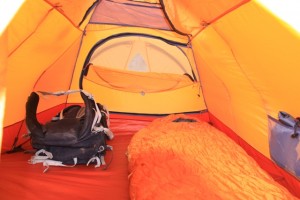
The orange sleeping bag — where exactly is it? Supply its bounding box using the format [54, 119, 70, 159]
[127, 114, 298, 200]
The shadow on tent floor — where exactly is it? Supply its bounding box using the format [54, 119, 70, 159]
[0, 117, 153, 200]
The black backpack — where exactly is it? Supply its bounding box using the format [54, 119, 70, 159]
[25, 90, 113, 172]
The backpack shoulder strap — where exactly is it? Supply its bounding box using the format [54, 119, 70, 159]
[36, 90, 104, 139]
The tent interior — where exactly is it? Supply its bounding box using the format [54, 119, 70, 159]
[1, 0, 300, 199]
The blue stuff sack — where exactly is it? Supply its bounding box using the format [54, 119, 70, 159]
[268, 111, 300, 178]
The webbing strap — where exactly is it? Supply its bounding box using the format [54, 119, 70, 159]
[37, 90, 81, 97]
[103, 127, 114, 140]
[91, 103, 102, 133]
[28, 149, 78, 173]
[102, 105, 110, 127]
[87, 156, 101, 168]
[43, 158, 77, 173]
[37, 89, 96, 101]
[86, 156, 107, 168]
[29, 149, 53, 162]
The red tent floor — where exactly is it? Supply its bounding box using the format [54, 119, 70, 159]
[0, 116, 153, 200]
[2, 112, 298, 199]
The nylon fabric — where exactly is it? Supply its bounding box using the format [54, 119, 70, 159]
[90, 0, 170, 30]
[45, 0, 96, 26]
[4, 0, 83, 126]
[2, 0, 300, 198]
[162, 0, 247, 35]
[269, 114, 300, 178]
[88, 65, 193, 93]
[127, 114, 298, 200]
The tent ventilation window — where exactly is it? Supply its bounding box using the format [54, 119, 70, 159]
[83, 35, 197, 93]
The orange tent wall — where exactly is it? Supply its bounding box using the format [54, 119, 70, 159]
[0, 16, 8, 153]
[1, 0, 300, 193]
[163, 0, 300, 158]
[162, 0, 248, 35]
[194, 1, 300, 158]
[0, 39, 6, 152]
[1, 0, 95, 150]
[0, 1, 27, 152]
[3, 0, 89, 126]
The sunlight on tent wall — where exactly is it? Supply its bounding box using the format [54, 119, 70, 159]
[191, 0, 300, 158]
[256, 0, 300, 33]
[0, 0, 25, 154]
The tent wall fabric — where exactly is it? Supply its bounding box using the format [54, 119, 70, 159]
[1, 0, 300, 199]
[193, 1, 300, 158]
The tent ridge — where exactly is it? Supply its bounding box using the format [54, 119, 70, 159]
[8, 6, 58, 57]
[208, 0, 251, 25]
[44, 0, 87, 30]
[78, 0, 100, 27]
[106, 0, 161, 8]
[191, 0, 251, 40]
[159, 0, 190, 37]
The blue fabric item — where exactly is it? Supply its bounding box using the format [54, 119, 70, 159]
[269, 112, 300, 177]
